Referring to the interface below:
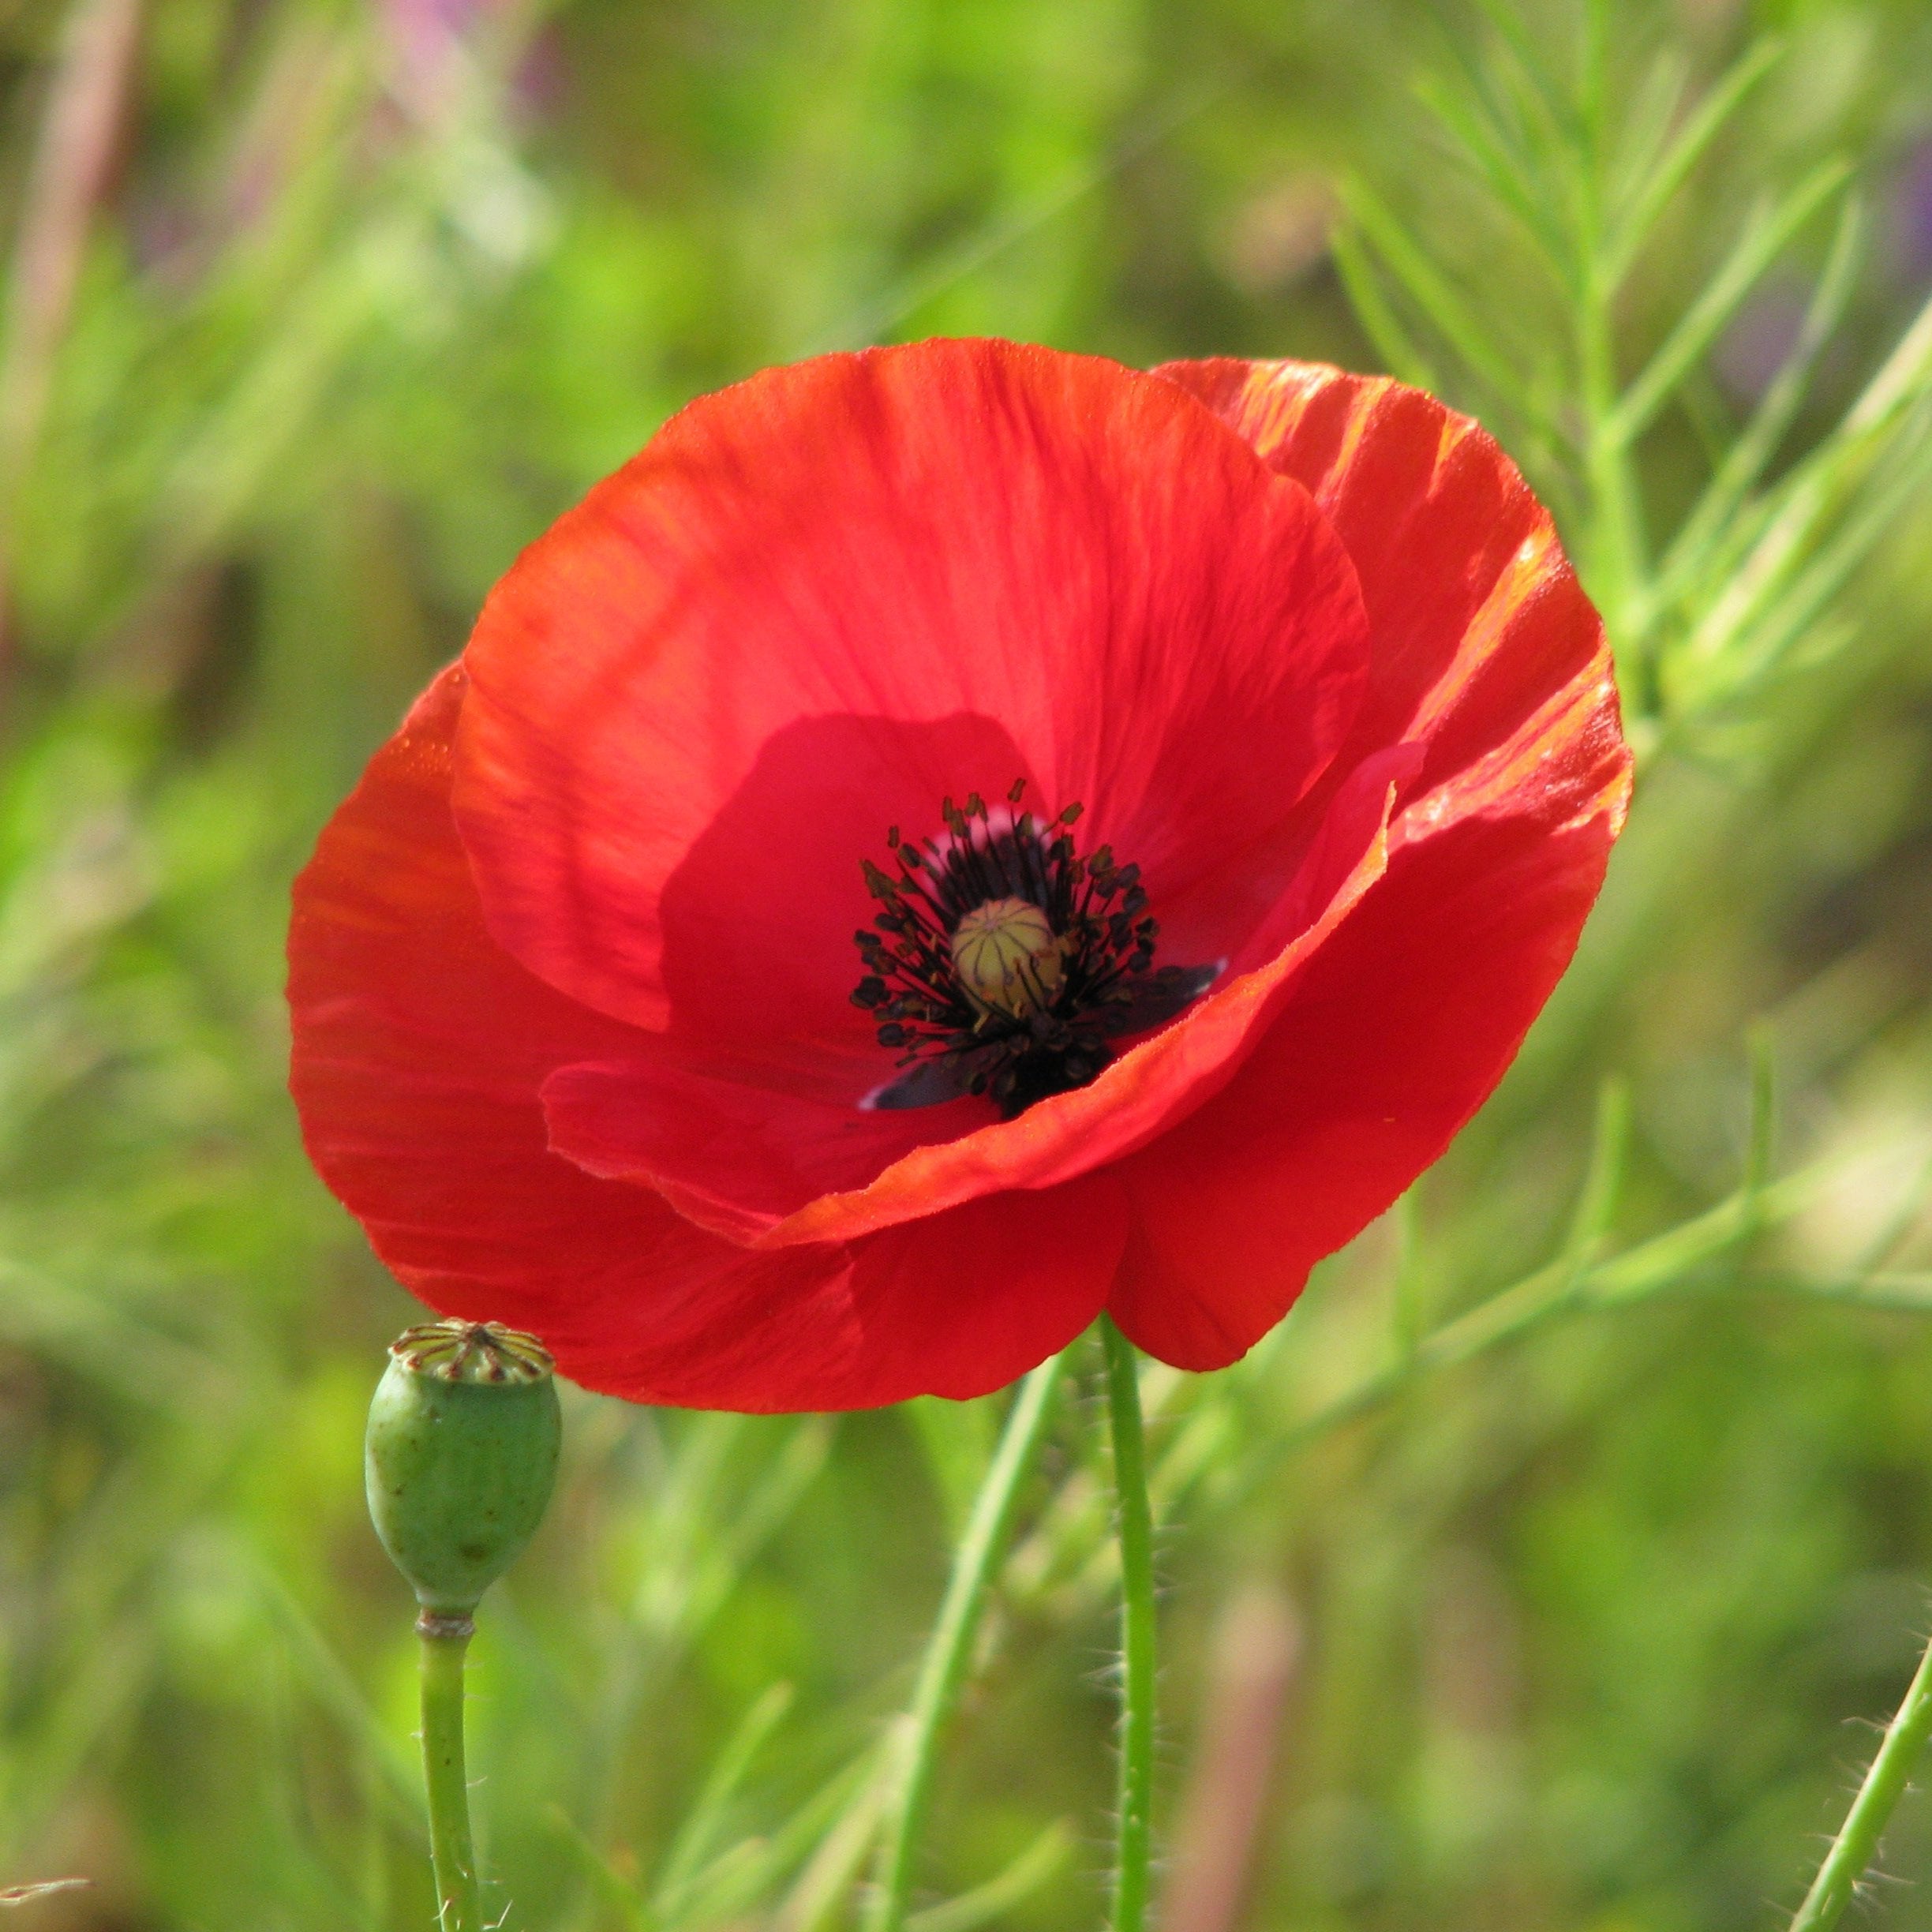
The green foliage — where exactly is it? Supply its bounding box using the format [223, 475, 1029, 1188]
[1339, 0, 1932, 769]
[2, 0, 1932, 1927]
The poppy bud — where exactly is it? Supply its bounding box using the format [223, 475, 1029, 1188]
[365, 1320, 562, 1617]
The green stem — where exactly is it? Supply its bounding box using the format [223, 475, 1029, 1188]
[1571, 76, 1653, 684]
[1579, 269, 1649, 654]
[419, 1614, 482, 1932]
[1101, 1316, 1155, 1932]
[864, 1351, 1068, 1932]
[1789, 1622, 1932, 1932]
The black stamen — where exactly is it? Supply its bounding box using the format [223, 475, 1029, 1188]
[852, 784, 1221, 1118]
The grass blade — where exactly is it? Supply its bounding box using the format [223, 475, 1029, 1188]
[1416, 73, 1571, 279]
[1330, 222, 1445, 392]
[1340, 177, 1524, 401]
[1685, 382, 1932, 681]
[1654, 193, 1864, 612]
[1459, 0, 1579, 157]
[545, 1810, 654, 1932]
[904, 1822, 1074, 1932]
[1603, 37, 1784, 286]
[1608, 49, 1690, 222]
[1608, 159, 1851, 446]
[672, 1748, 883, 1930]
[1716, 420, 1932, 698]
[652, 1682, 796, 1912]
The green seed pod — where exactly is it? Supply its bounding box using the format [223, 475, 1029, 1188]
[365, 1320, 562, 1618]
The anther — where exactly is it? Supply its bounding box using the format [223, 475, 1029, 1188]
[852, 783, 1221, 1117]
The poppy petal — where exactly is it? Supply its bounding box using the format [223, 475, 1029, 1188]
[538, 745, 1416, 1244]
[287, 665, 1123, 1410]
[1106, 359, 1632, 1368]
[832, 1171, 1130, 1404]
[1106, 807, 1619, 1369]
[452, 339, 1371, 1064]
[286, 665, 872, 1406]
[1154, 357, 1615, 820]
[580, 1173, 1126, 1408]
[290, 346, 1633, 1411]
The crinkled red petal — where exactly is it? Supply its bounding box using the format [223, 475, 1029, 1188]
[1106, 809, 1616, 1368]
[1154, 358, 1624, 826]
[286, 664, 1123, 1408]
[1104, 358, 1635, 1368]
[286, 666, 858, 1401]
[540, 745, 1417, 1244]
[452, 339, 1370, 1069]
[837, 1172, 1129, 1403]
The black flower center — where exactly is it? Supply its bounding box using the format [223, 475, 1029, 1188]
[851, 781, 1219, 1118]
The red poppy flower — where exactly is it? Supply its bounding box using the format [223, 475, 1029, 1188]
[288, 339, 1631, 1411]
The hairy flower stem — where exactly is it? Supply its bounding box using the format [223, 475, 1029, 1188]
[1789, 1621, 1932, 1932]
[419, 1616, 482, 1932]
[1101, 1316, 1156, 1932]
[865, 1351, 1068, 1932]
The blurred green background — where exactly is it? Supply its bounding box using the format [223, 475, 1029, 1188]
[5, 0, 1932, 1926]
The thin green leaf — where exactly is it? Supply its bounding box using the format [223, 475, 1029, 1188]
[652, 1683, 796, 1912]
[1711, 420, 1932, 700]
[1193, 1132, 1889, 1529]
[1589, 1149, 1825, 1309]
[672, 1748, 883, 1930]
[1765, 1270, 1932, 1313]
[1852, 1145, 1932, 1275]
[1602, 37, 1785, 286]
[1842, 279, 1932, 435]
[0, 1255, 225, 1410]
[1329, 223, 1445, 393]
[1681, 369, 1747, 470]
[1562, 1077, 1634, 1268]
[1762, 275, 1932, 522]
[1421, 0, 1579, 200]
[1460, 0, 1578, 152]
[806, 79, 1226, 354]
[634, 1417, 833, 1649]
[1340, 178, 1524, 400]
[777, 1751, 893, 1932]
[1608, 49, 1690, 221]
[1415, 73, 1572, 280]
[904, 1822, 1075, 1932]
[1608, 159, 1850, 446]
[1655, 193, 1864, 612]
[904, 1395, 998, 1544]
[1701, 275, 1932, 632]
[254, 1567, 425, 1832]
[1684, 384, 1932, 679]
[545, 1810, 654, 1932]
